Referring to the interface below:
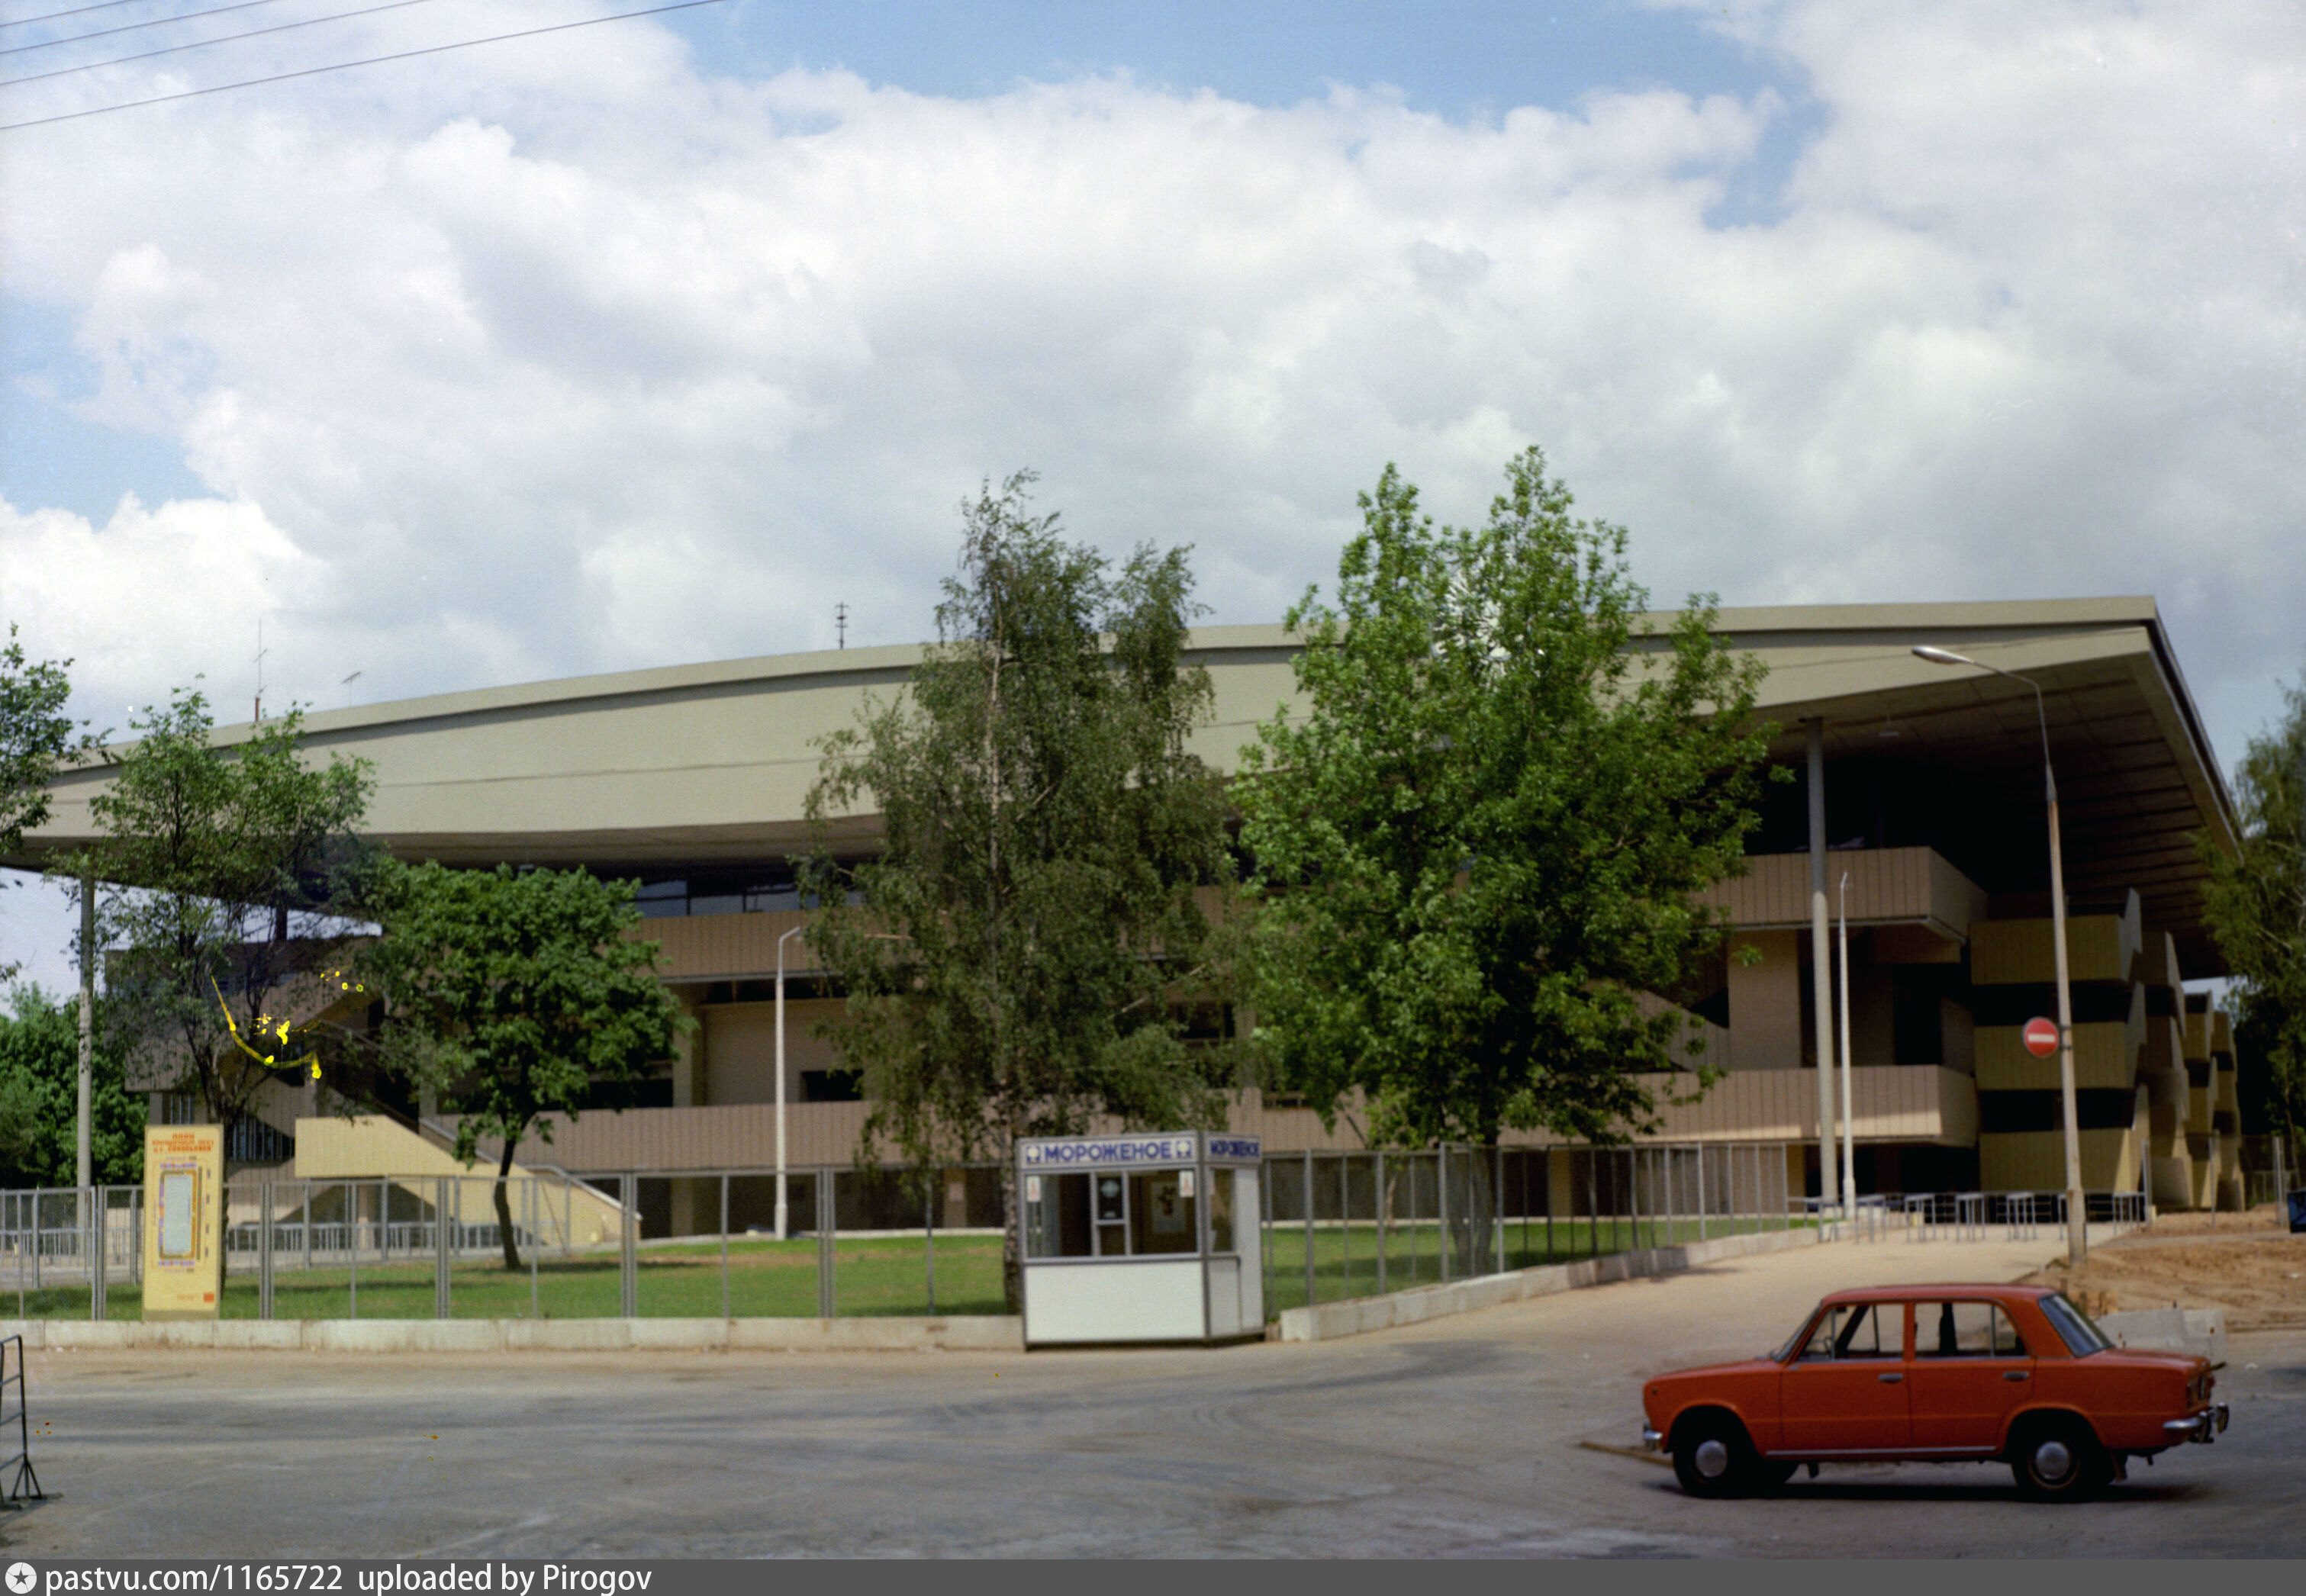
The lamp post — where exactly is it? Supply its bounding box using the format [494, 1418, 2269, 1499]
[1914, 644, 2086, 1265]
[775, 924, 805, 1241]
[1837, 870, 1856, 1215]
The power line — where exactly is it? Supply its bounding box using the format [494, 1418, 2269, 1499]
[2, 0, 160, 31]
[0, 0, 729, 130]
[4, 0, 296, 60]
[5, 0, 449, 85]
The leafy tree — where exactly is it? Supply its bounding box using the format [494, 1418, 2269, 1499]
[2199, 672, 2304, 1155]
[1235, 447, 1775, 1269]
[803, 474, 1238, 1310]
[53, 687, 375, 1166]
[0, 983, 146, 1189]
[359, 861, 686, 1267]
[2, 626, 88, 984]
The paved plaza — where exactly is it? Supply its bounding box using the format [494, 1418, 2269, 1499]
[4, 1233, 2301, 1559]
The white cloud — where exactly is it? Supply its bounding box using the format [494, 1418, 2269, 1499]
[0, 0, 2298, 776]
[0, 494, 327, 734]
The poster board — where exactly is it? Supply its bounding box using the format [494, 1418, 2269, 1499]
[141, 1126, 224, 1320]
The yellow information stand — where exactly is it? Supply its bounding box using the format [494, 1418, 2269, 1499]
[141, 1127, 224, 1320]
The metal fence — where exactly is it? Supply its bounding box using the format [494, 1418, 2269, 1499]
[1820, 1189, 2150, 1244]
[0, 1142, 2180, 1326]
[2, 1167, 1006, 1324]
[1258, 1143, 1796, 1319]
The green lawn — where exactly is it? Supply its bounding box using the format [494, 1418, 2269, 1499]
[2, 1234, 1006, 1321]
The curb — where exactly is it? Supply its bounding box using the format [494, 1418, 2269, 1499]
[1274, 1228, 1820, 1343]
[0, 1315, 1026, 1354]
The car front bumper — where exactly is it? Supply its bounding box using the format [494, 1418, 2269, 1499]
[1641, 1427, 1665, 1453]
[2161, 1404, 2230, 1443]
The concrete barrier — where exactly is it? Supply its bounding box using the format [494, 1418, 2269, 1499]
[2095, 1307, 2227, 1365]
[0, 1315, 1025, 1354]
[1275, 1228, 1819, 1343]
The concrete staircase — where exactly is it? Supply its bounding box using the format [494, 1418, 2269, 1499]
[291, 1115, 630, 1245]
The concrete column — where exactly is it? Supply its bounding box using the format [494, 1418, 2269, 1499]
[671, 989, 703, 1108]
[1807, 719, 1839, 1208]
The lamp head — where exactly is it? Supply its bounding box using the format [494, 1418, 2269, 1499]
[1912, 645, 1974, 668]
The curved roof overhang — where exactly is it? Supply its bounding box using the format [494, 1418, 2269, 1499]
[11, 598, 2233, 967]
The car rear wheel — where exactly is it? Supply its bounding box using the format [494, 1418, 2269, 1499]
[2010, 1417, 2111, 1501]
[1672, 1414, 1757, 1499]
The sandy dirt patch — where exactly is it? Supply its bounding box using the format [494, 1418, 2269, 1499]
[2018, 1204, 2306, 1329]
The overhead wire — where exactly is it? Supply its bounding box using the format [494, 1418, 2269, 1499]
[5, 0, 450, 84]
[4, 1, 299, 60]
[2, 0, 160, 31]
[0, 0, 730, 130]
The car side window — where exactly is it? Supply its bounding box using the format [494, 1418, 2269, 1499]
[1915, 1301, 2027, 1357]
[1799, 1303, 1896, 1359]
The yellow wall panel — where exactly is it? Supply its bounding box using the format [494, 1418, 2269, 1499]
[1979, 1126, 2138, 1193]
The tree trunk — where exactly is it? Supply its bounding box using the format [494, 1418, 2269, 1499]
[1448, 1144, 1497, 1279]
[495, 1133, 522, 1270]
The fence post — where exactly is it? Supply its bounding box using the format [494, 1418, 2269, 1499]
[256, 1181, 273, 1322]
[1339, 1155, 1352, 1299]
[816, 1168, 836, 1319]
[1374, 1151, 1387, 1295]
[720, 1173, 732, 1322]
[1543, 1149, 1554, 1261]
[1303, 1149, 1316, 1309]
[1493, 1144, 1504, 1276]
[619, 1174, 638, 1319]
[86, 1187, 103, 1324]
[1438, 1145, 1451, 1283]
[434, 1176, 452, 1321]
[348, 1183, 359, 1320]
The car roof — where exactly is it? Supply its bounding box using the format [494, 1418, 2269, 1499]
[1816, 1284, 2056, 1305]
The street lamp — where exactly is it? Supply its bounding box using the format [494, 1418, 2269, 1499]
[775, 924, 805, 1240]
[1914, 644, 2086, 1265]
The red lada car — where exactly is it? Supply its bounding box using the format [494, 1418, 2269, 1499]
[1639, 1283, 2226, 1501]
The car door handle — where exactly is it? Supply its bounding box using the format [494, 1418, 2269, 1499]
[2004, 1370, 2029, 1382]
[1877, 1372, 1904, 1384]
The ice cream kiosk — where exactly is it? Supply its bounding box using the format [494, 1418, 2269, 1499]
[1017, 1131, 1264, 1347]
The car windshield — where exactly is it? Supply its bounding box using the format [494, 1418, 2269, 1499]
[2038, 1292, 2111, 1357]
[1773, 1305, 1824, 1363]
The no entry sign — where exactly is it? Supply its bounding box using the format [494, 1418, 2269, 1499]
[2023, 1016, 2060, 1057]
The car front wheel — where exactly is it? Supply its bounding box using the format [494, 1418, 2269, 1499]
[1672, 1414, 1757, 1499]
[2010, 1417, 2111, 1501]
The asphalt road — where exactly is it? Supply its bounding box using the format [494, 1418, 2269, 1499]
[5, 1234, 2300, 1559]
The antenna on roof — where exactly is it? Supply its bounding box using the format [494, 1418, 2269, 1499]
[253, 619, 269, 721]
[836, 602, 849, 650]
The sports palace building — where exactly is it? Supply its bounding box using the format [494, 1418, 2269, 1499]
[14, 597, 2250, 1228]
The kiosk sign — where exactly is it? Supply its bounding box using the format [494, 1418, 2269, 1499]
[142, 1125, 224, 1320]
[1021, 1134, 1197, 1167]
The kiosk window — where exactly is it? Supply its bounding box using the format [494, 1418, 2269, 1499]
[1208, 1168, 1235, 1254]
[1026, 1173, 1093, 1257]
[1128, 1171, 1196, 1255]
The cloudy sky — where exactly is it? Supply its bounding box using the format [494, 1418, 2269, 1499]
[3, 0, 2302, 989]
